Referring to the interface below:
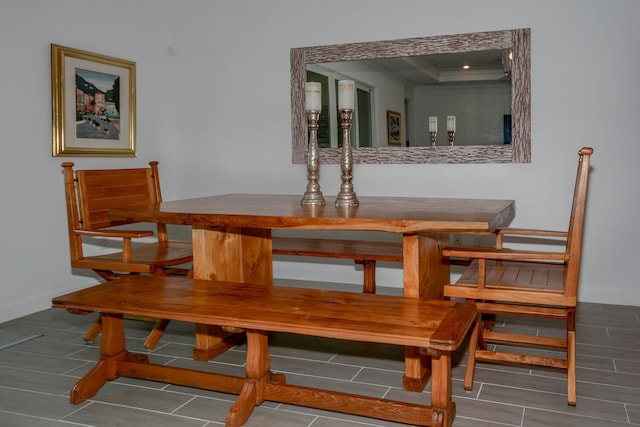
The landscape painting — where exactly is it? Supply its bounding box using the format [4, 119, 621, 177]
[52, 44, 136, 157]
[75, 68, 120, 140]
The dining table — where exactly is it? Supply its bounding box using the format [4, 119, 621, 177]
[110, 192, 515, 391]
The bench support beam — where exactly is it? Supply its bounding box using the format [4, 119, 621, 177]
[69, 312, 455, 426]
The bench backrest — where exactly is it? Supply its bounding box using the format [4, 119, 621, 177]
[61, 162, 168, 263]
[563, 147, 592, 297]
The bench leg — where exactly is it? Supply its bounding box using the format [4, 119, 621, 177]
[144, 318, 170, 350]
[71, 313, 149, 404]
[464, 315, 481, 391]
[83, 315, 102, 342]
[356, 260, 377, 294]
[71, 359, 111, 404]
[430, 352, 456, 427]
[227, 381, 260, 427]
[226, 330, 273, 427]
[567, 307, 577, 406]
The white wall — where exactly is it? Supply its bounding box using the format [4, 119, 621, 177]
[1, 0, 639, 323]
[413, 82, 511, 146]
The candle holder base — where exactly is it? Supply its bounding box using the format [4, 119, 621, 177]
[335, 193, 359, 208]
[430, 131, 437, 147]
[301, 192, 326, 206]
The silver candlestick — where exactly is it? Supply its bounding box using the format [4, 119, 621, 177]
[301, 110, 325, 206]
[335, 109, 359, 208]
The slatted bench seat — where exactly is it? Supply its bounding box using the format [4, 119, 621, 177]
[52, 275, 475, 427]
[272, 236, 472, 294]
[272, 236, 403, 294]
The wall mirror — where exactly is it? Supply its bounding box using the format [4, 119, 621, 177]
[291, 28, 530, 164]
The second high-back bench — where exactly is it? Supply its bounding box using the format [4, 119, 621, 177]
[53, 275, 475, 427]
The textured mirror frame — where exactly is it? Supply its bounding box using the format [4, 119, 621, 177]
[291, 28, 530, 164]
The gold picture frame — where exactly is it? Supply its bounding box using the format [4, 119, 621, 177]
[51, 44, 136, 157]
[387, 110, 402, 146]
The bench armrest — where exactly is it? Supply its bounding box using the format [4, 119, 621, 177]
[443, 246, 569, 262]
[74, 228, 155, 263]
[496, 228, 569, 238]
[74, 229, 154, 239]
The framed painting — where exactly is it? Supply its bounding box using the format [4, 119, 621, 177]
[387, 110, 401, 146]
[51, 44, 136, 157]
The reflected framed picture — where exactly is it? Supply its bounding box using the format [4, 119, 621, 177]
[503, 114, 512, 144]
[387, 110, 401, 146]
[51, 44, 136, 157]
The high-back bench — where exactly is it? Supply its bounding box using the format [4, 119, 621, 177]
[52, 275, 475, 427]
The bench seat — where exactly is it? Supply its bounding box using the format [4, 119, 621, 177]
[272, 236, 403, 293]
[52, 275, 475, 426]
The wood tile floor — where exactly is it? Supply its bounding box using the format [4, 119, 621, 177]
[0, 281, 639, 426]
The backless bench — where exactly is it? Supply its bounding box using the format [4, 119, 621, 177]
[272, 236, 471, 294]
[272, 236, 403, 294]
[52, 275, 475, 427]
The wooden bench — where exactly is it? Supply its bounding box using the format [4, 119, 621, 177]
[272, 236, 403, 294]
[52, 275, 475, 427]
[272, 237, 471, 294]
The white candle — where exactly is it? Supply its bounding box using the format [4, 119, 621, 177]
[338, 80, 355, 110]
[428, 116, 437, 133]
[305, 82, 322, 112]
[447, 115, 456, 132]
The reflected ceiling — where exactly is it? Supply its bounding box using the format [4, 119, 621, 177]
[366, 49, 510, 86]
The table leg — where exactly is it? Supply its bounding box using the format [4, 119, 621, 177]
[402, 233, 450, 391]
[191, 226, 273, 360]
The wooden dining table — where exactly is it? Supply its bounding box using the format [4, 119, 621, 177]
[110, 193, 515, 391]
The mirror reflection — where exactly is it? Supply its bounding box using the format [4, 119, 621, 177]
[291, 28, 530, 164]
[308, 49, 512, 148]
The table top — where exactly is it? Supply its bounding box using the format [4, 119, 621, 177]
[110, 193, 515, 233]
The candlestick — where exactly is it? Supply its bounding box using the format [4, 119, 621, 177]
[301, 109, 325, 206]
[305, 82, 322, 112]
[447, 116, 456, 146]
[429, 116, 437, 146]
[335, 108, 359, 208]
[337, 80, 355, 110]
